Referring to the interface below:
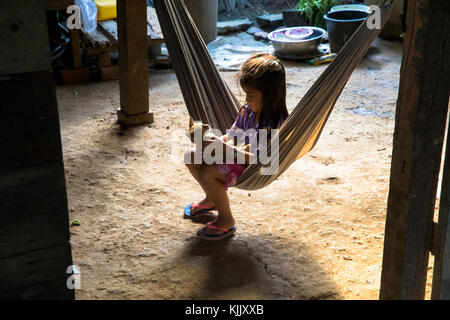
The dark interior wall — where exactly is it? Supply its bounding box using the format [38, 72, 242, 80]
[0, 0, 74, 299]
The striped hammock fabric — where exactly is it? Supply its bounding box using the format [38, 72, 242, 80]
[154, 0, 392, 190]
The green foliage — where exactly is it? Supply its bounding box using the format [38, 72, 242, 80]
[295, 0, 341, 28]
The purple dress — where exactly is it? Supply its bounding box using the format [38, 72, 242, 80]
[217, 104, 285, 189]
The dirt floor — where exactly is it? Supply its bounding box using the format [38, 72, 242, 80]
[57, 36, 436, 300]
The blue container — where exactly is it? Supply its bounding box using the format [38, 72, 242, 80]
[324, 10, 369, 53]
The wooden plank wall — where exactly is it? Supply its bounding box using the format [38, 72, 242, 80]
[0, 0, 74, 299]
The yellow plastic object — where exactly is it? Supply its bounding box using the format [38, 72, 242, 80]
[307, 53, 337, 66]
[95, 0, 117, 21]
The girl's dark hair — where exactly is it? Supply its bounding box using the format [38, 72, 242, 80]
[236, 53, 289, 129]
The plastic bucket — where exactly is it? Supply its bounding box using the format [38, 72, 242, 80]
[184, 0, 218, 44]
[324, 10, 369, 53]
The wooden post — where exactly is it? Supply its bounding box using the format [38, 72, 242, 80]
[432, 117, 450, 300]
[69, 29, 82, 69]
[379, 0, 449, 299]
[116, 0, 153, 126]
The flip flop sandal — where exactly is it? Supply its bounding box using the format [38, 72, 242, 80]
[184, 199, 216, 219]
[197, 222, 237, 241]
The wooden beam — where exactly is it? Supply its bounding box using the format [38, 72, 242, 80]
[60, 66, 91, 84]
[379, 0, 450, 300]
[116, 0, 153, 125]
[84, 28, 112, 49]
[86, 43, 118, 56]
[98, 52, 112, 67]
[69, 29, 83, 69]
[100, 64, 120, 81]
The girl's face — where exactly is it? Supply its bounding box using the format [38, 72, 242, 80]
[242, 85, 263, 113]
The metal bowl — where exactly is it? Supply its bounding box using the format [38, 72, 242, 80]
[268, 27, 326, 56]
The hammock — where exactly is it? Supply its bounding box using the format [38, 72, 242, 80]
[154, 0, 392, 190]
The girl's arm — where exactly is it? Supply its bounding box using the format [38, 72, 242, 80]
[204, 136, 256, 165]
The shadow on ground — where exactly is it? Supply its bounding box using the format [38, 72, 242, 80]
[153, 232, 342, 300]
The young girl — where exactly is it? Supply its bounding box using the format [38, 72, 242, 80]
[184, 53, 289, 241]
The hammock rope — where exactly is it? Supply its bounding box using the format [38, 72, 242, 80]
[154, 0, 393, 190]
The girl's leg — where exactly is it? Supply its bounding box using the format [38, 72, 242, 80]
[197, 165, 235, 234]
[184, 149, 215, 214]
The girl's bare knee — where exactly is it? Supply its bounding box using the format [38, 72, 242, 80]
[199, 165, 224, 184]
